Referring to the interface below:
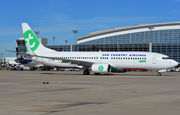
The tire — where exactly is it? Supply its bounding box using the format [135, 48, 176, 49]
[157, 72, 161, 76]
[94, 73, 100, 75]
[83, 71, 90, 75]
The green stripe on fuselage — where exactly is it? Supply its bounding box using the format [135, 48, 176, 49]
[139, 60, 146, 63]
[111, 66, 118, 70]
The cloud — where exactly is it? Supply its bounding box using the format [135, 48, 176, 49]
[34, 16, 172, 33]
[0, 41, 16, 57]
[171, 9, 180, 14]
[0, 28, 21, 36]
[57, 16, 168, 23]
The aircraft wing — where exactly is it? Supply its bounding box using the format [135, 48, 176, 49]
[33, 55, 94, 67]
[5, 50, 94, 67]
[5, 50, 32, 56]
[62, 59, 93, 66]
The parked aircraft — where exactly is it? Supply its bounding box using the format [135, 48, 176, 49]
[5, 57, 19, 66]
[15, 47, 44, 70]
[6, 23, 179, 76]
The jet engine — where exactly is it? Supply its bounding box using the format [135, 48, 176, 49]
[91, 63, 111, 73]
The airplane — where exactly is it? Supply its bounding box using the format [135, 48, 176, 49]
[6, 23, 178, 76]
[5, 57, 24, 70]
[5, 57, 19, 66]
[15, 47, 45, 70]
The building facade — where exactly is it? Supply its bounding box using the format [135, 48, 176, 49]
[76, 22, 180, 63]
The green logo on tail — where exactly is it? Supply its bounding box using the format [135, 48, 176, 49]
[98, 65, 104, 71]
[24, 30, 40, 52]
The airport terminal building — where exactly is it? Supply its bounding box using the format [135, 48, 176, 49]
[16, 22, 180, 63]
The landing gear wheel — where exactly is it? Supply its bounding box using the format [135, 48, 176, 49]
[94, 73, 100, 75]
[30, 68, 35, 71]
[157, 72, 161, 76]
[83, 71, 90, 75]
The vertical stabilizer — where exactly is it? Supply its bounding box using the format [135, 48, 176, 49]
[21, 23, 56, 55]
[16, 47, 24, 60]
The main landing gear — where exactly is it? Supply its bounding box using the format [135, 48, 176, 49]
[83, 70, 90, 75]
[83, 67, 90, 75]
[157, 72, 161, 76]
[94, 73, 100, 75]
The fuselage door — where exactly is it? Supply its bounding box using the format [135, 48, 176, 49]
[152, 55, 157, 64]
[169, 61, 171, 65]
[95, 52, 102, 62]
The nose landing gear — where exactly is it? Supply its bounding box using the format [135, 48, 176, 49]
[157, 72, 161, 76]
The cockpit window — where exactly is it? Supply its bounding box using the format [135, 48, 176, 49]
[162, 57, 170, 60]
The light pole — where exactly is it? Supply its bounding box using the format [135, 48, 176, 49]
[148, 26, 154, 52]
[34, 31, 40, 38]
[65, 40, 68, 45]
[52, 36, 56, 45]
[72, 30, 78, 51]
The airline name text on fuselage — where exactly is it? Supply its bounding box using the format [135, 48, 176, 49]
[102, 54, 146, 57]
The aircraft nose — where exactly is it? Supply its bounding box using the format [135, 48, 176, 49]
[172, 60, 178, 67]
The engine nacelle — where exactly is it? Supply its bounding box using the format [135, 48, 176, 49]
[91, 64, 111, 73]
[111, 70, 126, 73]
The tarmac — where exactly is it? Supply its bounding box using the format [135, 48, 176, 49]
[0, 70, 180, 115]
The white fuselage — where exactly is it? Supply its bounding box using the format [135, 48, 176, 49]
[28, 51, 178, 71]
[23, 61, 44, 68]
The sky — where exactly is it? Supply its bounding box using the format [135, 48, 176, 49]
[0, 0, 180, 57]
